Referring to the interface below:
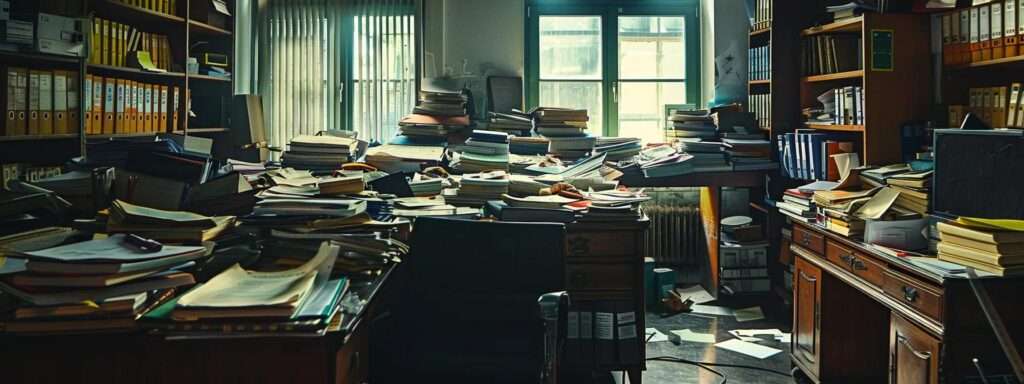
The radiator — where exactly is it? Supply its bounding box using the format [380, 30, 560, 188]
[644, 203, 706, 266]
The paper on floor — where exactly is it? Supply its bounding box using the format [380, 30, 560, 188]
[733, 306, 765, 322]
[729, 328, 791, 343]
[689, 304, 734, 316]
[675, 285, 715, 304]
[671, 329, 716, 344]
[645, 328, 669, 343]
[715, 338, 783, 359]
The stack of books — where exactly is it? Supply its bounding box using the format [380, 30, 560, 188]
[778, 188, 816, 223]
[486, 111, 533, 136]
[859, 164, 912, 188]
[107, 199, 236, 243]
[253, 197, 367, 218]
[723, 138, 777, 171]
[547, 135, 596, 160]
[414, 89, 469, 117]
[937, 222, 1024, 276]
[145, 242, 349, 337]
[678, 139, 731, 173]
[667, 110, 717, 139]
[451, 130, 510, 173]
[316, 175, 365, 196]
[531, 107, 589, 136]
[509, 136, 550, 155]
[397, 114, 471, 140]
[408, 174, 446, 197]
[281, 135, 360, 174]
[812, 188, 877, 237]
[446, 170, 510, 207]
[887, 170, 933, 215]
[578, 203, 642, 222]
[0, 235, 204, 334]
[594, 137, 642, 161]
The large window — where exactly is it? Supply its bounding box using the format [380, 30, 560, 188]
[527, 1, 699, 143]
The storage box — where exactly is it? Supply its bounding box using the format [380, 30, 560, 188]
[720, 245, 768, 268]
[652, 268, 676, 304]
[36, 13, 85, 57]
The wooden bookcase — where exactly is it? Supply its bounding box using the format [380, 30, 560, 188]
[748, 1, 807, 140]
[0, 0, 233, 166]
[796, 13, 932, 166]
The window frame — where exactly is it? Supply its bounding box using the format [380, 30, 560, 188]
[525, 0, 701, 137]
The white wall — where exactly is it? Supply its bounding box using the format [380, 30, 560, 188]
[701, 0, 750, 107]
[423, 0, 525, 79]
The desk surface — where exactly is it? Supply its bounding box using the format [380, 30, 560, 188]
[618, 170, 766, 188]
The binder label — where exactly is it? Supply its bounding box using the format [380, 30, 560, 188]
[567, 311, 579, 339]
[595, 312, 614, 340]
[617, 324, 637, 340]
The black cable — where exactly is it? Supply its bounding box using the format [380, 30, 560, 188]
[647, 355, 791, 377]
[646, 356, 727, 384]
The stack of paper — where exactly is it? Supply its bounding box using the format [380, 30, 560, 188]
[365, 144, 445, 174]
[486, 111, 533, 136]
[937, 221, 1024, 276]
[281, 135, 360, 174]
[107, 200, 237, 242]
[446, 171, 510, 207]
[509, 136, 550, 155]
[667, 110, 716, 139]
[414, 89, 469, 117]
[594, 137, 642, 161]
[0, 235, 204, 333]
[451, 130, 511, 173]
[724, 138, 777, 171]
[317, 175, 365, 196]
[531, 107, 589, 137]
[398, 113, 470, 139]
[253, 198, 367, 218]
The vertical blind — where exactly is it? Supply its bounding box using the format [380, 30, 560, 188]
[258, 0, 416, 155]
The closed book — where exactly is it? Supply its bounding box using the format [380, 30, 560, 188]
[937, 251, 1024, 276]
[937, 221, 1024, 244]
[14, 291, 147, 320]
[942, 233, 1024, 257]
[0, 271, 195, 306]
[9, 268, 163, 288]
[292, 278, 349, 320]
[938, 241, 1024, 267]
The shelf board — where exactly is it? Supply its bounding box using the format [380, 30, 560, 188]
[87, 132, 161, 139]
[0, 50, 82, 65]
[88, 64, 186, 80]
[189, 20, 232, 37]
[750, 27, 771, 36]
[950, 54, 1024, 70]
[804, 123, 864, 132]
[93, 0, 186, 26]
[801, 16, 863, 36]
[175, 128, 229, 134]
[749, 79, 771, 86]
[189, 73, 232, 83]
[802, 69, 864, 83]
[0, 134, 79, 142]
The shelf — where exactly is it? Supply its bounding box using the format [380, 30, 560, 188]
[87, 132, 161, 139]
[749, 79, 771, 86]
[189, 20, 232, 37]
[0, 134, 79, 142]
[801, 16, 863, 36]
[750, 27, 771, 37]
[802, 69, 864, 83]
[804, 123, 864, 132]
[92, 0, 186, 27]
[88, 64, 186, 81]
[0, 50, 82, 65]
[950, 54, 1024, 70]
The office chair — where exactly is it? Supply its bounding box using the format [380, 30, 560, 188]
[371, 217, 568, 384]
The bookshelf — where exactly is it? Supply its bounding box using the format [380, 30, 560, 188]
[747, 1, 809, 139]
[0, 0, 234, 166]
[796, 13, 931, 166]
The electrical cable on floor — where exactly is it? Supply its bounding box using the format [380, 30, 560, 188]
[645, 355, 793, 383]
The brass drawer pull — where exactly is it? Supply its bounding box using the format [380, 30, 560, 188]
[902, 286, 919, 303]
[801, 236, 811, 246]
[852, 259, 866, 271]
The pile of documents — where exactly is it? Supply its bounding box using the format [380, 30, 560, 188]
[445, 170, 510, 207]
[723, 138, 777, 171]
[451, 130, 510, 173]
[667, 110, 717, 139]
[0, 234, 205, 334]
[365, 144, 445, 174]
[486, 111, 533, 136]
[778, 182, 827, 224]
[398, 113, 470, 139]
[144, 242, 348, 337]
[254, 197, 367, 218]
[280, 135, 360, 174]
[812, 187, 878, 236]
[408, 173, 447, 197]
[937, 220, 1024, 276]
[509, 136, 550, 155]
[886, 170, 933, 215]
[677, 139, 731, 173]
[414, 89, 469, 117]
[531, 107, 589, 137]
[107, 199, 237, 243]
[577, 189, 650, 222]
[547, 135, 596, 160]
[594, 137, 642, 161]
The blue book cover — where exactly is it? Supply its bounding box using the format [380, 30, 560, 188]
[293, 278, 349, 320]
[784, 133, 797, 179]
[807, 133, 826, 180]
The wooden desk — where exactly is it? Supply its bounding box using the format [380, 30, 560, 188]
[0, 263, 399, 384]
[789, 222, 1024, 383]
[619, 170, 767, 296]
[563, 218, 649, 384]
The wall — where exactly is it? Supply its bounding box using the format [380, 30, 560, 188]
[701, 0, 750, 107]
[422, 0, 525, 79]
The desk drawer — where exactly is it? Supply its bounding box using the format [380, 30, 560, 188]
[567, 231, 636, 259]
[883, 271, 943, 322]
[825, 242, 884, 287]
[566, 263, 635, 291]
[793, 225, 825, 255]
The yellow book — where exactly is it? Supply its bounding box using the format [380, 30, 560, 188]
[159, 85, 168, 132]
[91, 19, 100, 64]
[938, 221, 1024, 243]
[102, 77, 115, 134]
[102, 19, 110, 66]
[52, 70, 68, 134]
[27, 71, 39, 135]
[938, 250, 1024, 276]
[941, 235, 1024, 262]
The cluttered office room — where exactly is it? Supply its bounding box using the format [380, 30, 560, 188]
[2, 0, 1024, 383]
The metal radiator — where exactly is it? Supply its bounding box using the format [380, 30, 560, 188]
[644, 202, 706, 266]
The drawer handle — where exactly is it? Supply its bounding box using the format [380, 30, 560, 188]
[902, 286, 919, 303]
[801, 237, 811, 246]
[897, 335, 932, 360]
[852, 259, 866, 271]
[568, 238, 590, 255]
[839, 254, 853, 264]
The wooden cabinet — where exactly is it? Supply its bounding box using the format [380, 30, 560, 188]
[792, 256, 821, 377]
[890, 315, 940, 384]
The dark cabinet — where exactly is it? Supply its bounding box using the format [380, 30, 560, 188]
[890, 315, 940, 384]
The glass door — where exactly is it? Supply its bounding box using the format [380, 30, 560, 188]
[615, 15, 688, 142]
[537, 15, 605, 135]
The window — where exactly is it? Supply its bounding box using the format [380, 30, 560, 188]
[527, 1, 699, 143]
[257, 0, 417, 154]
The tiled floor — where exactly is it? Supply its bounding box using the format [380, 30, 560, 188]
[611, 286, 799, 384]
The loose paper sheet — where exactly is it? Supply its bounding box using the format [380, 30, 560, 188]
[831, 152, 862, 190]
[671, 329, 716, 344]
[734, 306, 766, 322]
[715, 339, 783, 359]
[690, 304, 734, 316]
[676, 285, 715, 304]
[645, 328, 669, 343]
[855, 187, 900, 220]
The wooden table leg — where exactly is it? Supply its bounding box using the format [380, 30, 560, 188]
[699, 186, 722, 298]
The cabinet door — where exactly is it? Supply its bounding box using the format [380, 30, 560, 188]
[890, 315, 940, 384]
[793, 255, 821, 376]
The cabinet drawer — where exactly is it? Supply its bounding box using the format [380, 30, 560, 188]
[793, 225, 825, 254]
[890, 314, 941, 384]
[825, 241, 884, 287]
[883, 271, 943, 322]
[566, 263, 635, 291]
[566, 231, 636, 259]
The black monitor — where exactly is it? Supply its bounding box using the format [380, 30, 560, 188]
[933, 129, 1024, 219]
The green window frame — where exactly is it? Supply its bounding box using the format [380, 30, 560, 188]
[525, 0, 701, 138]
